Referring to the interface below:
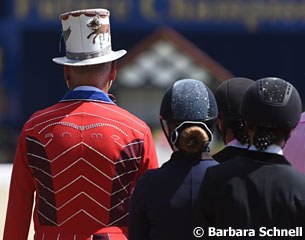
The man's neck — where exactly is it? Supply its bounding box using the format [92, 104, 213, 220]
[73, 86, 103, 92]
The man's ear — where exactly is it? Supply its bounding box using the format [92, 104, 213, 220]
[64, 65, 72, 89]
[109, 61, 117, 81]
[64, 65, 71, 81]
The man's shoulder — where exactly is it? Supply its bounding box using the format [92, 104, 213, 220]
[25, 102, 150, 130]
[26, 103, 62, 124]
[113, 105, 149, 128]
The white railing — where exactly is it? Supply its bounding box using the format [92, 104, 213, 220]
[0, 164, 12, 188]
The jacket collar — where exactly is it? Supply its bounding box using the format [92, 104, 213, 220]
[60, 89, 115, 104]
[170, 151, 212, 162]
[242, 150, 291, 166]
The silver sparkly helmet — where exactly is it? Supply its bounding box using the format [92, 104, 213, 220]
[160, 79, 218, 143]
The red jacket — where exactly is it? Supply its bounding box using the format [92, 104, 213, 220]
[3, 90, 158, 240]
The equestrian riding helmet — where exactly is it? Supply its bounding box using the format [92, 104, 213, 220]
[160, 79, 218, 136]
[241, 77, 302, 129]
[214, 77, 254, 116]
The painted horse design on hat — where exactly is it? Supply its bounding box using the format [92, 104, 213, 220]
[87, 16, 110, 44]
[52, 8, 126, 66]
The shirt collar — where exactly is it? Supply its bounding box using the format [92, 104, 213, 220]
[73, 86, 103, 92]
[60, 86, 114, 104]
[227, 139, 249, 149]
[249, 144, 283, 155]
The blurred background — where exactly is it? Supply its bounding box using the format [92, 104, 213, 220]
[1, 0, 305, 237]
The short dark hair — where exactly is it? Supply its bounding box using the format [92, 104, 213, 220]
[72, 62, 112, 75]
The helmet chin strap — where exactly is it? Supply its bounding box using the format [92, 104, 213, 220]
[160, 119, 175, 151]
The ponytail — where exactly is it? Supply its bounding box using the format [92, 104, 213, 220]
[177, 126, 210, 154]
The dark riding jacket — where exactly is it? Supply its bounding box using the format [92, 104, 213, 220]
[129, 151, 218, 240]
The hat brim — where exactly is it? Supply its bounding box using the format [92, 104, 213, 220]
[52, 49, 127, 66]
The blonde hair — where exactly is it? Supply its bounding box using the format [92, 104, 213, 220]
[177, 126, 210, 153]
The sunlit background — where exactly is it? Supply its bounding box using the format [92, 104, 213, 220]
[1, 0, 305, 238]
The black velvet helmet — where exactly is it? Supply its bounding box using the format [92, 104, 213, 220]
[214, 77, 254, 144]
[160, 79, 218, 141]
[241, 77, 302, 130]
[214, 77, 254, 116]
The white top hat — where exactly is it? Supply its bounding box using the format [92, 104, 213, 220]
[52, 9, 127, 66]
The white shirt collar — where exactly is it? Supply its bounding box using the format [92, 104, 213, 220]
[226, 139, 248, 149]
[73, 86, 103, 92]
[249, 144, 283, 155]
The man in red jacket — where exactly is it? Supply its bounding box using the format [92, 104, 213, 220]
[3, 8, 158, 240]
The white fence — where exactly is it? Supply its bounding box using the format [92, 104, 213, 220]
[0, 164, 34, 239]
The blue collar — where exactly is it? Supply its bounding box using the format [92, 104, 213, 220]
[60, 90, 115, 104]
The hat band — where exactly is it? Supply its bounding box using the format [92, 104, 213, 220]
[66, 46, 112, 60]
